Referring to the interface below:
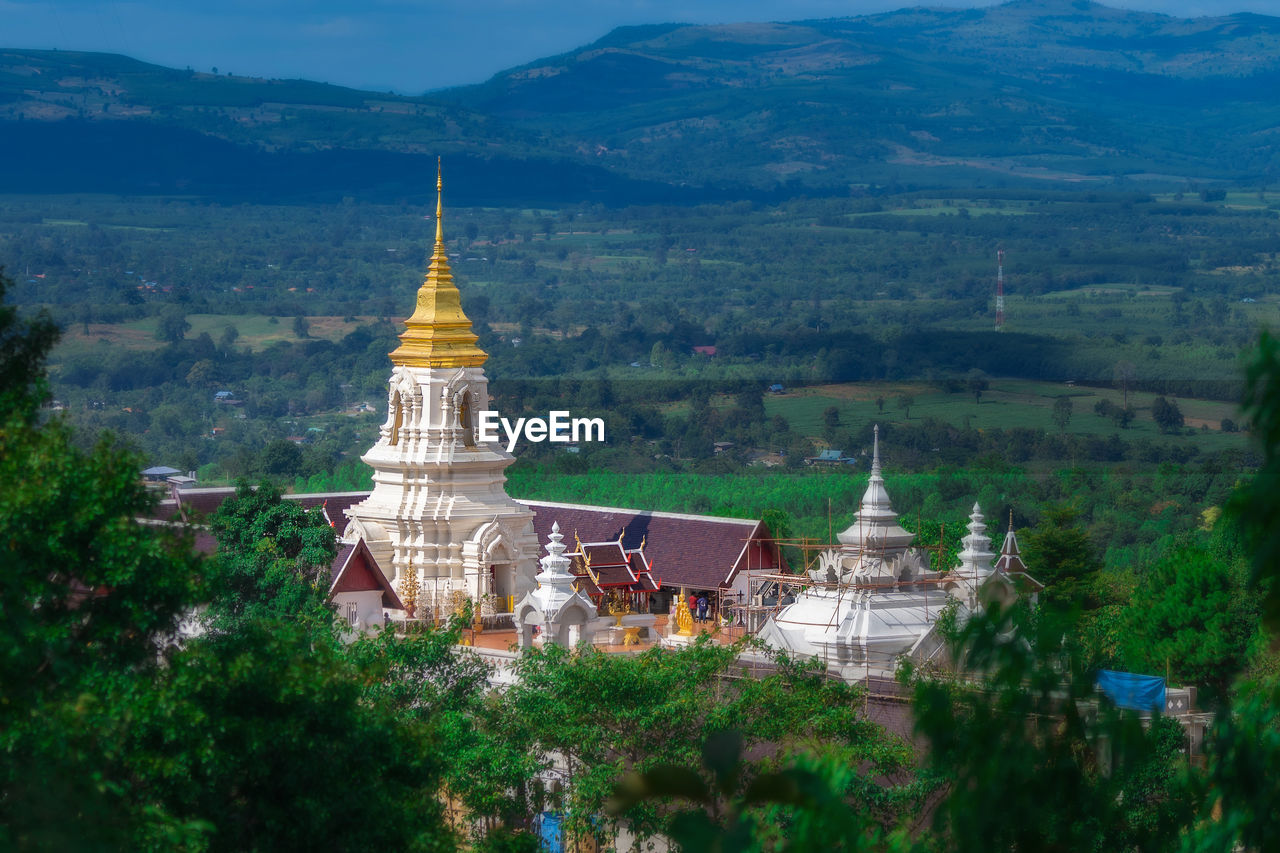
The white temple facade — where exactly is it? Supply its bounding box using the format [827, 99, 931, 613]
[344, 164, 538, 618]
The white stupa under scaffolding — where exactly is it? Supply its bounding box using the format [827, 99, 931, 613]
[757, 426, 1010, 677]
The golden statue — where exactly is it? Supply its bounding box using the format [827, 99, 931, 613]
[674, 596, 695, 637]
[606, 590, 632, 626]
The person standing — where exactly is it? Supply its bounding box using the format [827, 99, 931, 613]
[696, 594, 708, 624]
[688, 592, 699, 622]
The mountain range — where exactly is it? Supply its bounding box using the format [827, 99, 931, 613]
[4, 0, 1280, 203]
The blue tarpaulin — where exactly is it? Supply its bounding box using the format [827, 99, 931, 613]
[1097, 669, 1166, 712]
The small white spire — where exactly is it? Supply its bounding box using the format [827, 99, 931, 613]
[871, 424, 882, 477]
[956, 503, 995, 580]
[536, 521, 574, 585]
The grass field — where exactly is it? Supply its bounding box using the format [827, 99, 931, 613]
[765, 378, 1249, 453]
[53, 314, 376, 359]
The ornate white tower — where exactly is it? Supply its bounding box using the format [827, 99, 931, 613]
[836, 425, 916, 561]
[950, 502, 997, 609]
[514, 522, 598, 648]
[344, 162, 538, 617]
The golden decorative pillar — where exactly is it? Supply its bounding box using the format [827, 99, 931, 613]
[400, 568, 420, 619]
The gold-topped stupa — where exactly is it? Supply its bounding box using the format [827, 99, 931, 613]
[390, 159, 487, 368]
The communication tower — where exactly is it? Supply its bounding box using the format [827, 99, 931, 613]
[995, 248, 1005, 331]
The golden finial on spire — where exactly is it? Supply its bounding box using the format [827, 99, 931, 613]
[434, 157, 444, 246]
[390, 157, 488, 369]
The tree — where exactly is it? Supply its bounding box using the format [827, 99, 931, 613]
[186, 357, 219, 387]
[821, 406, 840, 441]
[875, 396, 886, 414]
[897, 394, 914, 420]
[257, 438, 304, 478]
[507, 641, 919, 847]
[1021, 505, 1099, 610]
[292, 314, 310, 339]
[120, 619, 455, 853]
[610, 730, 900, 852]
[0, 272, 204, 846]
[206, 479, 336, 631]
[1177, 332, 1280, 849]
[909, 604, 1197, 853]
[1120, 545, 1256, 702]
[157, 306, 190, 343]
[822, 406, 840, 431]
[967, 369, 989, 405]
[1052, 395, 1073, 433]
[1151, 396, 1184, 433]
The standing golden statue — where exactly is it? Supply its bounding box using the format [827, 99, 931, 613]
[674, 596, 695, 636]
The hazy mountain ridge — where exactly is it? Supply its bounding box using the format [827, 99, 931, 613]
[4, 0, 1280, 200]
[449, 0, 1280, 190]
[0, 48, 691, 203]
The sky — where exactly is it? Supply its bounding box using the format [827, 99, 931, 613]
[2, 0, 1275, 94]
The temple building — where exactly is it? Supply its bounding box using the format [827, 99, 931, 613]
[514, 522, 600, 648]
[150, 171, 1030, 663]
[757, 426, 952, 671]
[341, 163, 541, 618]
[153, 167, 784, 630]
[563, 530, 661, 613]
[754, 427, 1031, 675]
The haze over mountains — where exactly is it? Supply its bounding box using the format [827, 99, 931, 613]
[4, 0, 1280, 203]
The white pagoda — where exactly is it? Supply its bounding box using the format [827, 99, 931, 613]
[758, 426, 951, 673]
[515, 522, 599, 648]
[344, 163, 539, 619]
[945, 503, 997, 609]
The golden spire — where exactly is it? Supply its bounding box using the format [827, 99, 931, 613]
[390, 158, 487, 368]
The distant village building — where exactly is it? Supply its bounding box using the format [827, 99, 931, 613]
[141, 465, 181, 483]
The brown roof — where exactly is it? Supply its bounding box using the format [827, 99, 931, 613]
[593, 563, 639, 587]
[995, 529, 1030, 576]
[582, 542, 627, 566]
[151, 488, 368, 534]
[520, 499, 782, 591]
